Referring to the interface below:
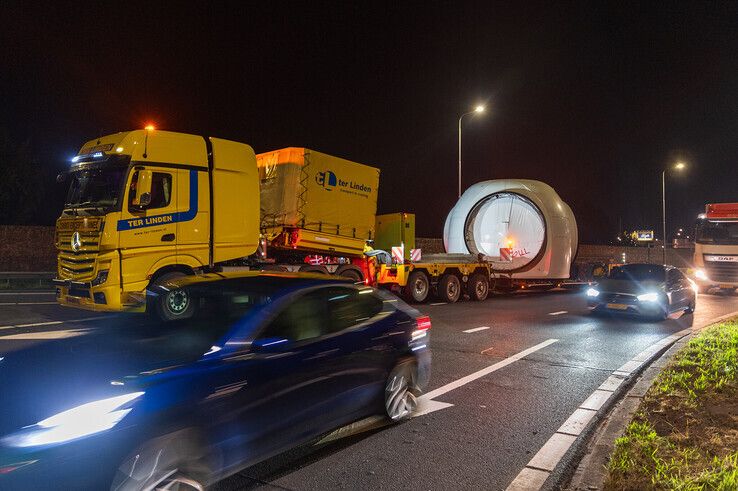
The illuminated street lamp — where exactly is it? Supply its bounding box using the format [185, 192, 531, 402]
[662, 161, 687, 263]
[458, 105, 486, 198]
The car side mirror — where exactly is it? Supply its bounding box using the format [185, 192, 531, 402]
[251, 337, 290, 351]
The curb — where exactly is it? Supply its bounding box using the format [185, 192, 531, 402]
[564, 310, 738, 491]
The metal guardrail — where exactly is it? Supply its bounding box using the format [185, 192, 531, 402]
[0, 272, 55, 290]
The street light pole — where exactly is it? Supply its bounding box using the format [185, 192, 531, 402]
[662, 161, 686, 264]
[457, 105, 485, 198]
[662, 169, 666, 264]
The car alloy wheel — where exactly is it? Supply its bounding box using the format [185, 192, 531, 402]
[384, 362, 419, 422]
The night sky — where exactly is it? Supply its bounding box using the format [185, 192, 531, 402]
[2, 1, 738, 243]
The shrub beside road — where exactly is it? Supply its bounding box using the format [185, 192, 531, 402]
[606, 319, 738, 490]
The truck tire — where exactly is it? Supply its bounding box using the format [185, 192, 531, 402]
[299, 265, 329, 275]
[468, 273, 489, 301]
[403, 270, 430, 303]
[151, 272, 196, 322]
[336, 266, 363, 283]
[437, 273, 461, 303]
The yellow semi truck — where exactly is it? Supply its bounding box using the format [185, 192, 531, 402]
[54, 130, 379, 319]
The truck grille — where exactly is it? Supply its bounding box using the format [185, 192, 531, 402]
[704, 257, 738, 283]
[56, 218, 103, 281]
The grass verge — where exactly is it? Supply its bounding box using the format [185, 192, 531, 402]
[605, 319, 738, 490]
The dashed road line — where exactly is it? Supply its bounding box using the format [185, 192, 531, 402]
[1, 329, 89, 340]
[0, 316, 110, 331]
[463, 326, 491, 333]
[429, 302, 447, 306]
[548, 310, 567, 316]
[480, 346, 495, 355]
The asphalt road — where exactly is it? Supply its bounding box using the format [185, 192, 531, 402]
[1, 289, 737, 490]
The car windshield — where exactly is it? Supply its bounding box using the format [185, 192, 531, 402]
[695, 219, 738, 245]
[608, 264, 665, 282]
[65, 166, 127, 211]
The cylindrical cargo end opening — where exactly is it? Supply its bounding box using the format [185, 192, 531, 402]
[463, 192, 546, 269]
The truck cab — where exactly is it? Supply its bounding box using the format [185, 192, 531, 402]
[693, 203, 738, 293]
[54, 130, 260, 314]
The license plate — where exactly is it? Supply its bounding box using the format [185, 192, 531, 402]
[606, 303, 629, 310]
[65, 296, 80, 304]
[719, 284, 735, 289]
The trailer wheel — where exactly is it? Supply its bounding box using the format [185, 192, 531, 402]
[468, 273, 489, 301]
[437, 274, 461, 303]
[299, 265, 329, 275]
[338, 269, 362, 282]
[404, 270, 430, 303]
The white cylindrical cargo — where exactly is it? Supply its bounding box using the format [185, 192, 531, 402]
[443, 180, 577, 279]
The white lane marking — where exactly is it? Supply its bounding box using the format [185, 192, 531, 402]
[14, 321, 63, 328]
[0, 291, 55, 295]
[463, 326, 491, 333]
[429, 302, 447, 306]
[1, 329, 88, 340]
[418, 338, 558, 416]
[507, 307, 738, 491]
[548, 310, 567, 316]
[0, 302, 58, 306]
[0, 315, 110, 331]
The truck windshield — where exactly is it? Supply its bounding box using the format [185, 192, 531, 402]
[65, 166, 127, 212]
[695, 220, 738, 245]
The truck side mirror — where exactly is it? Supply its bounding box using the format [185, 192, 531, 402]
[132, 170, 153, 207]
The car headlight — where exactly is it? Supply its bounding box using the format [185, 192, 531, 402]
[637, 292, 660, 302]
[1, 392, 143, 448]
[586, 288, 600, 297]
[694, 269, 708, 281]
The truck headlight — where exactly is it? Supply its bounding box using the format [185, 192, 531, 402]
[1, 392, 143, 448]
[91, 269, 109, 287]
[694, 269, 708, 281]
[637, 292, 660, 302]
[586, 288, 600, 297]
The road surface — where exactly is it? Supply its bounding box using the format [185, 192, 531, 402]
[1, 289, 737, 490]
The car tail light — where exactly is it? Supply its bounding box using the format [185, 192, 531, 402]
[416, 316, 431, 331]
[412, 316, 431, 344]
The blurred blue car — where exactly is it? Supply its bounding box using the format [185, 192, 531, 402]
[0, 272, 431, 490]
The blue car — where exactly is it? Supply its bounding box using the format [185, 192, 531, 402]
[0, 273, 431, 490]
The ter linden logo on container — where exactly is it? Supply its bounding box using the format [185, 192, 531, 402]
[315, 170, 372, 193]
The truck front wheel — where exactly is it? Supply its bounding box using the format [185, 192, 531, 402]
[437, 274, 461, 303]
[150, 272, 195, 322]
[404, 270, 430, 303]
